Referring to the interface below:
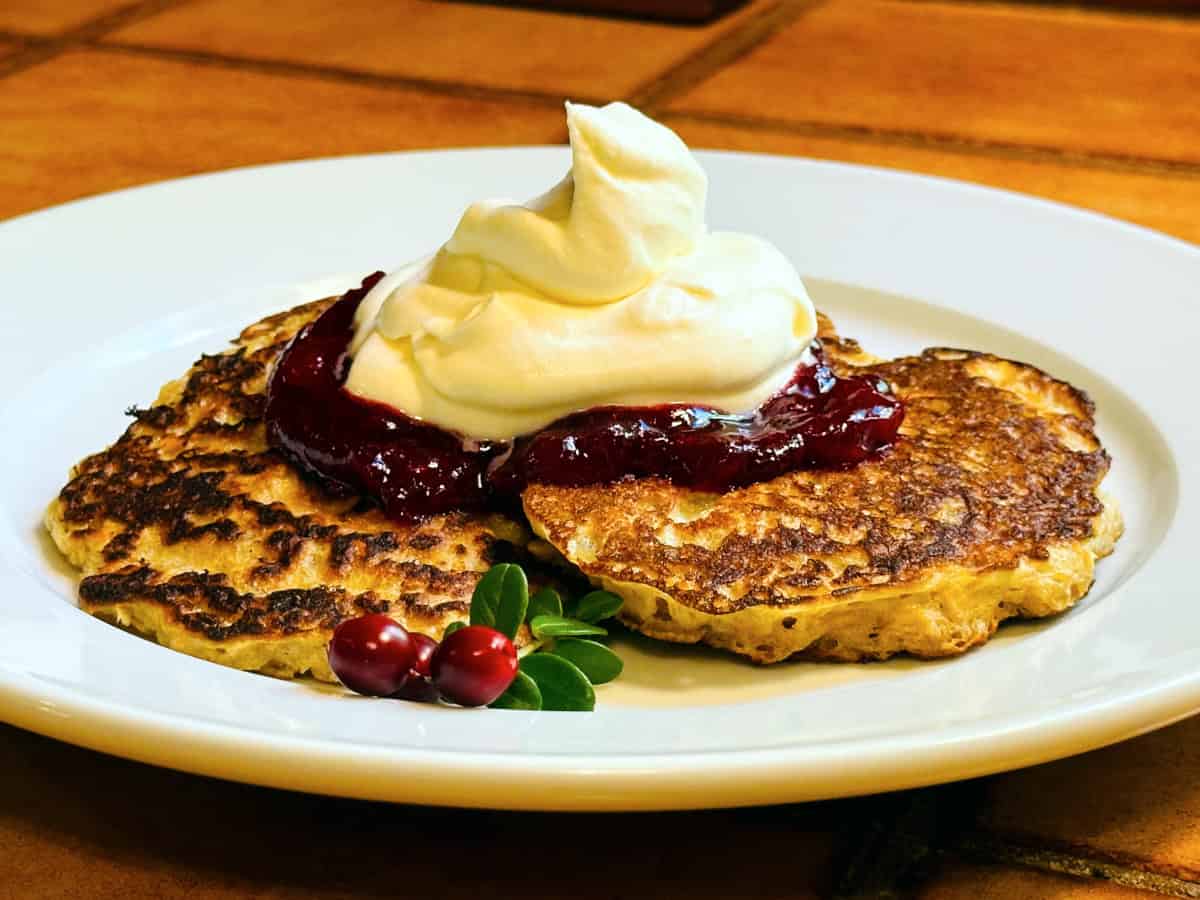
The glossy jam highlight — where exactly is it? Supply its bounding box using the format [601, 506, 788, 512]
[266, 274, 905, 522]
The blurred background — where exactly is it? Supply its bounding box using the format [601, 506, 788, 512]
[1, 0, 1198, 244]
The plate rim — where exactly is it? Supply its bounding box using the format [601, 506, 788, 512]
[3, 660, 1198, 811]
[6, 144, 1199, 255]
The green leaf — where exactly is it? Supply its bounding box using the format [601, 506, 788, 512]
[494, 569, 529, 640]
[529, 615, 607, 640]
[488, 670, 542, 710]
[469, 566, 504, 629]
[550, 639, 624, 685]
[560, 593, 578, 619]
[575, 590, 623, 623]
[471, 563, 528, 639]
[527, 587, 563, 622]
[519, 654, 595, 712]
[443, 621, 465, 638]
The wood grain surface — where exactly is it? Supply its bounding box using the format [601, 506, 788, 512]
[2, 1, 1198, 897]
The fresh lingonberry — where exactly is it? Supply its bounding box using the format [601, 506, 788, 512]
[392, 632, 441, 703]
[327, 614, 416, 697]
[408, 632, 438, 678]
[430, 626, 518, 707]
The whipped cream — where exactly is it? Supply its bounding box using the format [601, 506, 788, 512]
[345, 101, 818, 441]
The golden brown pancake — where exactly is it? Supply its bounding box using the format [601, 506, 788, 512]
[45, 299, 533, 682]
[523, 319, 1122, 663]
[48, 301, 1121, 675]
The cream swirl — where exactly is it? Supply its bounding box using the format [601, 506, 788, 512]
[345, 101, 817, 441]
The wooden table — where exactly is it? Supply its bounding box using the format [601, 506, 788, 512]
[2, 1, 1198, 897]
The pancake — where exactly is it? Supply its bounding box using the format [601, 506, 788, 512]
[49, 300, 1122, 675]
[45, 299, 532, 682]
[523, 320, 1123, 663]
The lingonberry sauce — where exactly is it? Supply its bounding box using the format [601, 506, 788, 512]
[266, 273, 905, 522]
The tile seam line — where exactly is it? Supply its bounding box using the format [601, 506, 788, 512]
[628, 0, 826, 110]
[61, 0, 198, 43]
[954, 834, 1200, 898]
[0, 43, 67, 78]
[89, 41, 596, 108]
[0, 29, 53, 43]
[662, 109, 1200, 179]
[0, 0, 193, 78]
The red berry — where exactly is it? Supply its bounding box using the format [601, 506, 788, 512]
[392, 632, 442, 703]
[431, 626, 518, 707]
[409, 632, 438, 678]
[393, 676, 441, 703]
[327, 614, 416, 696]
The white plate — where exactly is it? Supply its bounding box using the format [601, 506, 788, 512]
[0, 149, 1195, 811]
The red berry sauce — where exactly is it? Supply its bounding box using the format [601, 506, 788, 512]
[266, 273, 905, 521]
